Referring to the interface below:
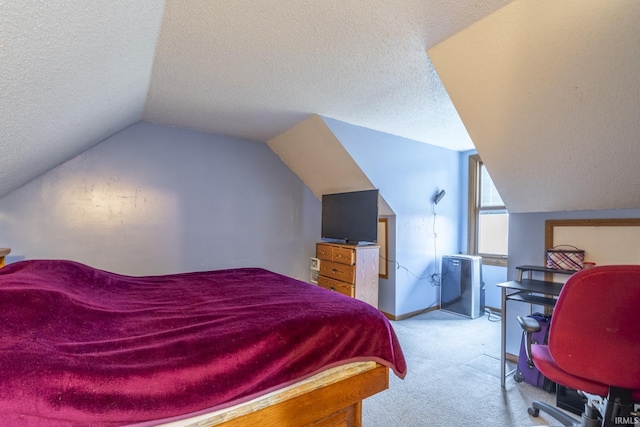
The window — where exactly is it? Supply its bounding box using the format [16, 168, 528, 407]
[468, 154, 509, 266]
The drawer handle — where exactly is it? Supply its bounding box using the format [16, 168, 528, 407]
[332, 268, 338, 273]
[330, 287, 335, 291]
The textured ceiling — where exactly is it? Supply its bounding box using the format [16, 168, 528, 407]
[0, 1, 165, 198]
[2, 1, 638, 214]
[143, 0, 509, 149]
[0, 0, 511, 200]
[429, 0, 640, 213]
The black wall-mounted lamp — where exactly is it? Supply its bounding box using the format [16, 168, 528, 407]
[433, 189, 446, 205]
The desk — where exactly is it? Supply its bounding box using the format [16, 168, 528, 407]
[497, 265, 574, 387]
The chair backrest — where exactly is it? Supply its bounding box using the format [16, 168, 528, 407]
[548, 265, 640, 391]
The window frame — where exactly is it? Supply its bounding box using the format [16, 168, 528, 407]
[467, 154, 508, 267]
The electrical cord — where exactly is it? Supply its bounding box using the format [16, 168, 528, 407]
[428, 200, 444, 287]
[485, 307, 502, 322]
[377, 200, 445, 287]
[379, 254, 440, 284]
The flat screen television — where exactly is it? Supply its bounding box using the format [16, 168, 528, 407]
[321, 189, 379, 244]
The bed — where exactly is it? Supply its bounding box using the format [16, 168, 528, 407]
[0, 259, 406, 426]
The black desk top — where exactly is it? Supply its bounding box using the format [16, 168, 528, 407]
[497, 278, 564, 297]
[516, 265, 576, 275]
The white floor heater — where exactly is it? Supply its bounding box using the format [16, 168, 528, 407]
[440, 255, 485, 319]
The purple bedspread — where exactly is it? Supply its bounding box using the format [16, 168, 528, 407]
[0, 260, 406, 426]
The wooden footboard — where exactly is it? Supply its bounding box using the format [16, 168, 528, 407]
[162, 362, 389, 427]
[0, 247, 10, 268]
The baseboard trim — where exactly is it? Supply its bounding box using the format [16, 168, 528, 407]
[382, 305, 504, 321]
[381, 305, 440, 321]
[484, 305, 502, 314]
[506, 352, 518, 364]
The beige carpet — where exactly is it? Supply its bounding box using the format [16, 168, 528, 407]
[362, 309, 574, 426]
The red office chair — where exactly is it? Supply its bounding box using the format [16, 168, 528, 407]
[518, 265, 640, 427]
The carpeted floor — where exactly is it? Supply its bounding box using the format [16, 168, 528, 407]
[362, 309, 572, 426]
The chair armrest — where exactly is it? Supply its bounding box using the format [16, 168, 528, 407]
[517, 315, 541, 333]
[516, 316, 541, 368]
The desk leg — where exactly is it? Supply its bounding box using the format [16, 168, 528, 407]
[500, 286, 507, 387]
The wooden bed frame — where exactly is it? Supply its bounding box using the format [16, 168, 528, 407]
[0, 247, 10, 268]
[161, 362, 389, 427]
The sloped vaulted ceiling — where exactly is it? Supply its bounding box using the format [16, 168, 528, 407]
[2, 1, 638, 215]
[429, 0, 640, 213]
[0, 0, 510, 200]
[142, 0, 507, 148]
[0, 1, 165, 197]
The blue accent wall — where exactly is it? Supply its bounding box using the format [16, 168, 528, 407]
[322, 117, 460, 316]
[0, 122, 321, 279]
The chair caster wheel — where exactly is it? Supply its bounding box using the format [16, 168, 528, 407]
[527, 407, 540, 417]
[514, 370, 524, 383]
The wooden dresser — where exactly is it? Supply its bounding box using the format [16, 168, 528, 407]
[316, 242, 379, 308]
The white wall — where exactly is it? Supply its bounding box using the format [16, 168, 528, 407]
[506, 208, 640, 355]
[0, 122, 321, 279]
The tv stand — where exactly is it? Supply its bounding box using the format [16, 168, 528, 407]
[316, 242, 379, 308]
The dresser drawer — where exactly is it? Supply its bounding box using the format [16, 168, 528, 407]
[319, 260, 356, 284]
[316, 243, 355, 265]
[317, 276, 355, 298]
[316, 244, 334, 262]
[314, 241, 379, 308]
[331, 246, 355, 265]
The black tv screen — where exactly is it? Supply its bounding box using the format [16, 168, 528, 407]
[321, 189, 379, 244]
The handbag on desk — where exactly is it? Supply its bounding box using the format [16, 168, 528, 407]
[545, 245, 585, 271]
